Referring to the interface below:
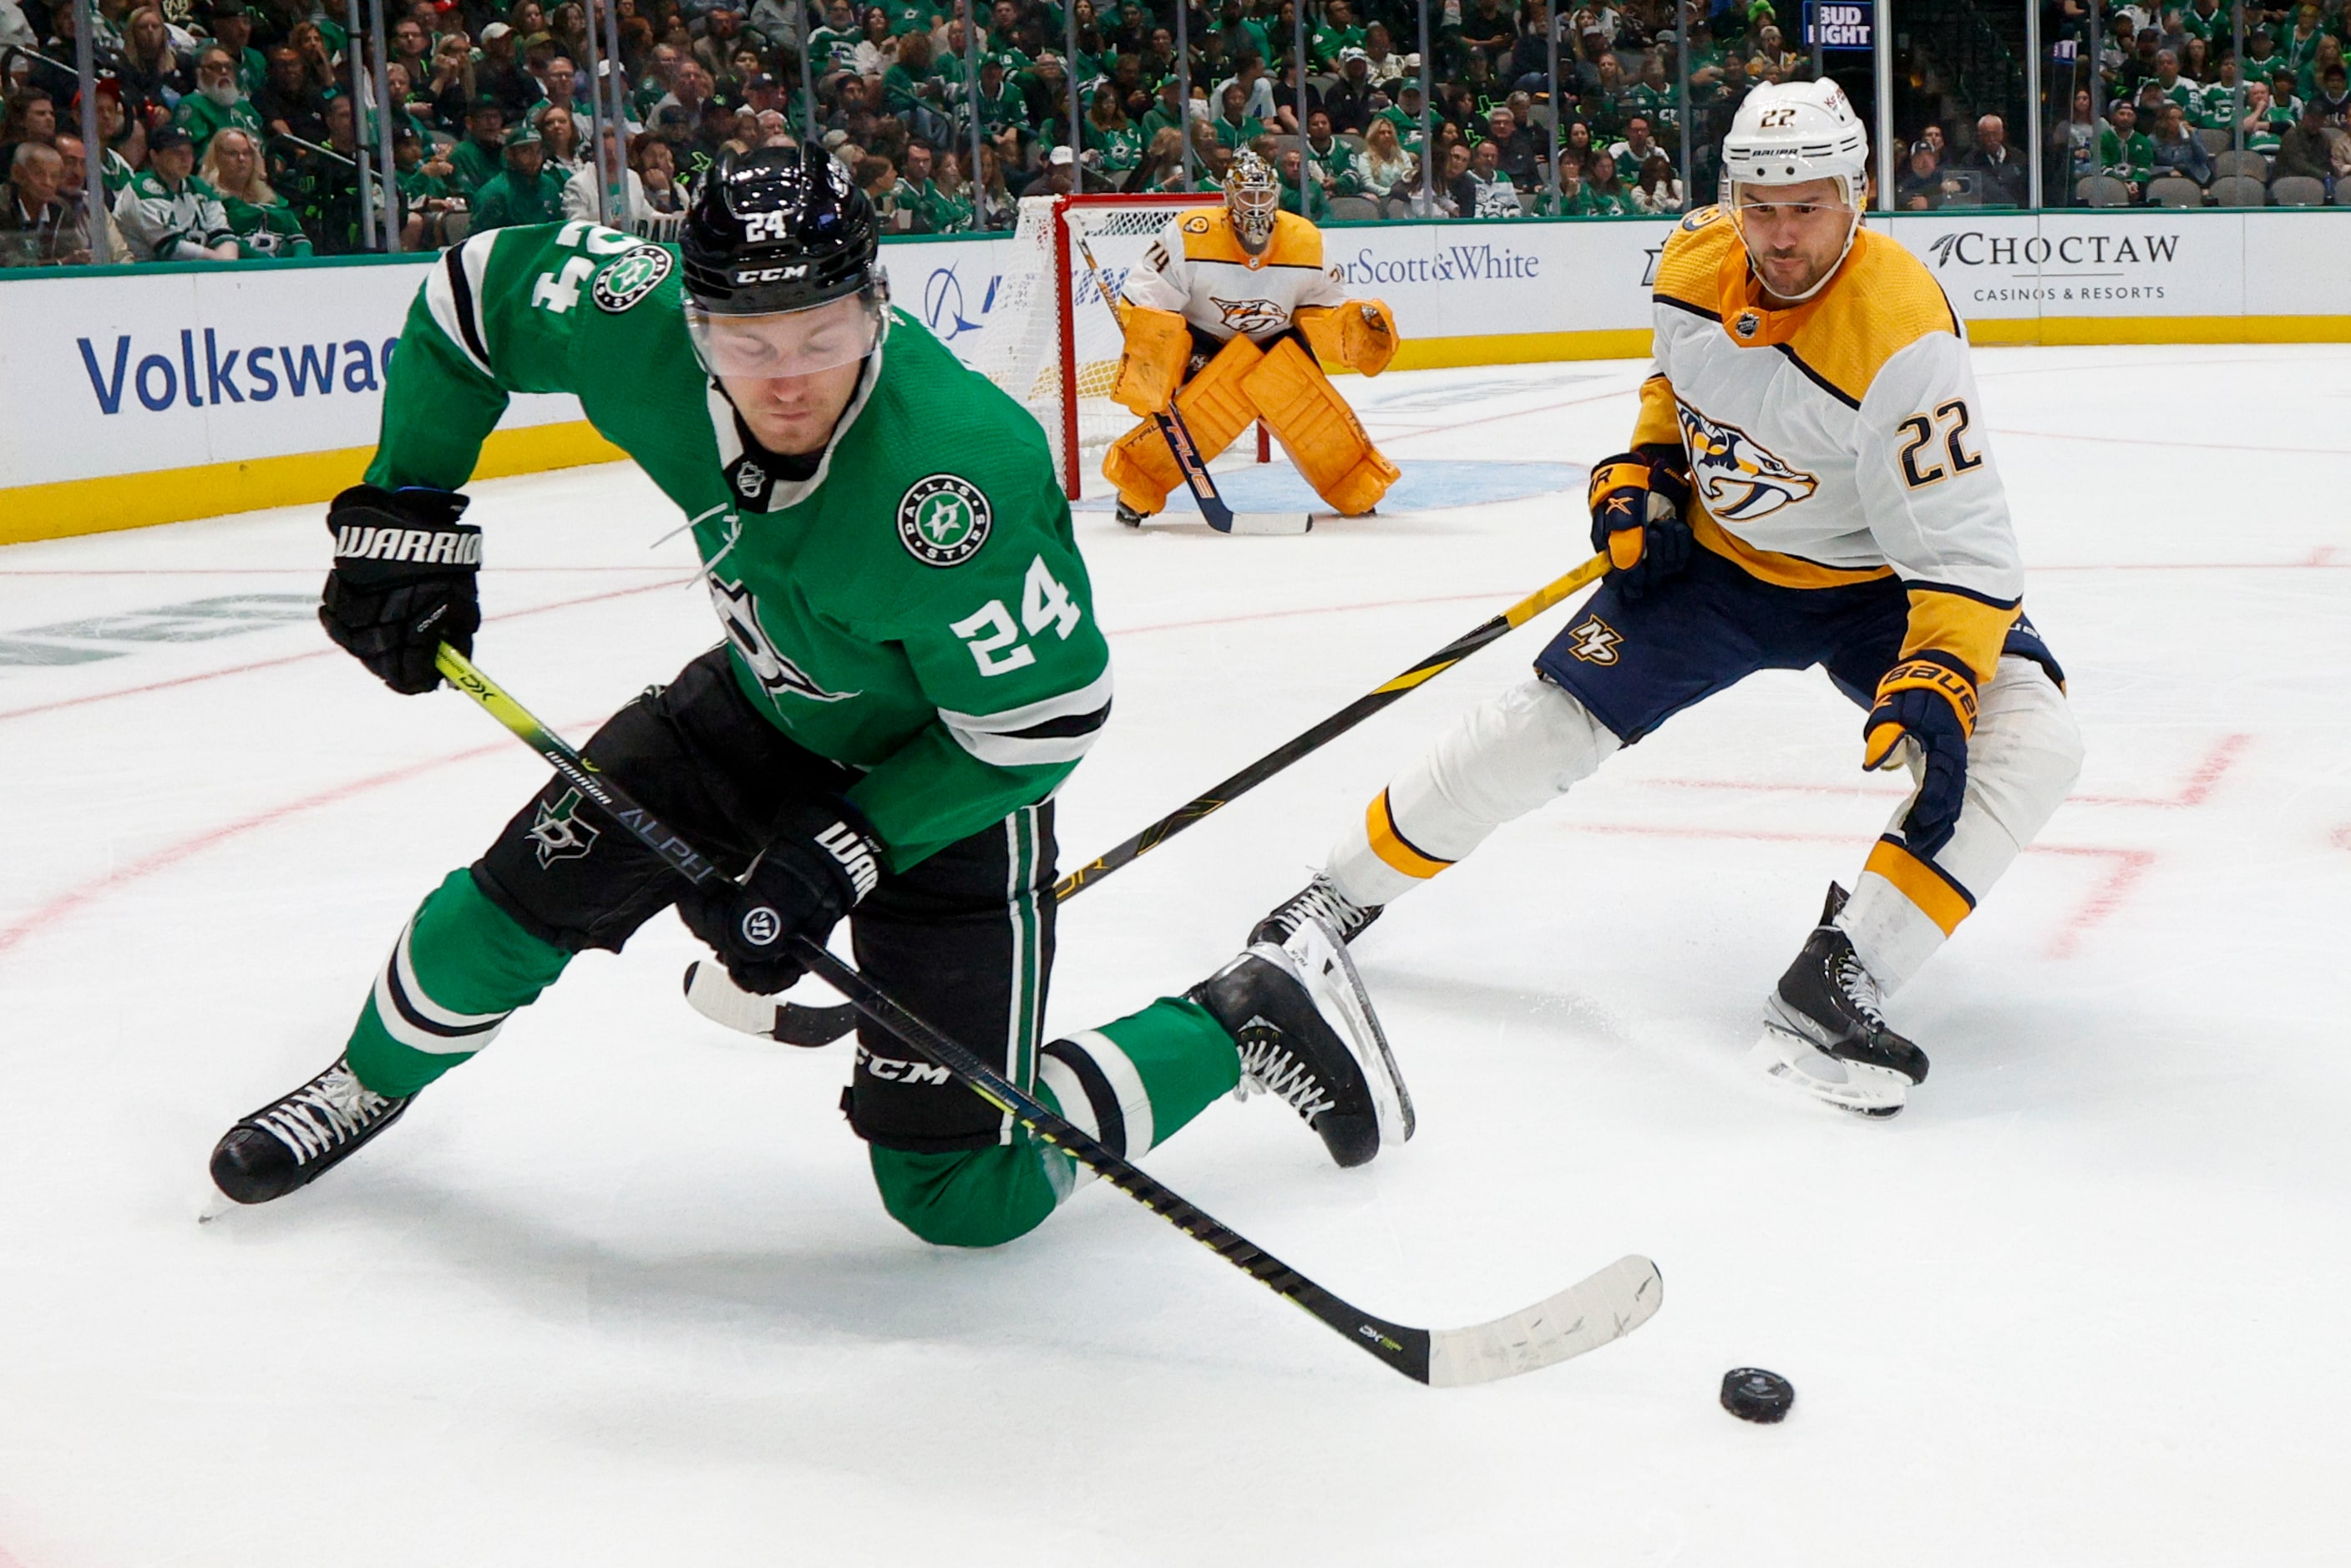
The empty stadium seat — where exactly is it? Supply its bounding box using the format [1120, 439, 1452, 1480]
[2146, 176, 2205, 207]
[2209, 175, 2269, 205]
[2270, 175, 2328, 206]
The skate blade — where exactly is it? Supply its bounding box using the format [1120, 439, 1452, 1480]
[1748, 1026, 1908, 1118]
[1279, 918, 1416, 1144]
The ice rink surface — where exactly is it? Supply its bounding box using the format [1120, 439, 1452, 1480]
[3, 344, 2346, 1565]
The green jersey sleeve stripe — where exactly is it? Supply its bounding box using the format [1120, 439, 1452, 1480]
[423, 237, 497, 379]
[937, 666, 1114, 767]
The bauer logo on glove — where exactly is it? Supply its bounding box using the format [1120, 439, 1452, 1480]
[1585, 448, 1695, 599]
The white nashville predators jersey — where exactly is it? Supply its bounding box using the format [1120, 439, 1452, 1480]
[1634, 207, 2026, 682]
[1119, 206, 1350, 344]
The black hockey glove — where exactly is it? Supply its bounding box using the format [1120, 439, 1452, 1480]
[320, 485, 481, 695]
[1587, 447, 1694, 599]
[1863, 653, 1978, 859]
[675, 799, 886, 995]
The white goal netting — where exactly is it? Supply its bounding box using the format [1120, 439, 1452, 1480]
[976, 193, 1225, 499]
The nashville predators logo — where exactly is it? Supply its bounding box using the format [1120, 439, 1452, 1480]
[528, 788, 600, 867]
[1212, 296, 1286, 334]
[1675, 402, 1819, 521]
[1566, 615, 1623, 665]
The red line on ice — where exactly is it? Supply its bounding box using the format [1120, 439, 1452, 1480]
[0, 576, 695, 726]
[0, 741, 510, 963]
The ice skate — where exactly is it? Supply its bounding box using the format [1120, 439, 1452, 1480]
[1249, 870, 1385, 948]
[209, 1055, 415, 1204]
[1751, 884, 1929, 1118]
[1191, 916, 1413, 1166]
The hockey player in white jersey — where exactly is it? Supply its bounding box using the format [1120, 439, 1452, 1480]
[1103, 149, 1403, 524]
[1251, 81, 2085, 1116]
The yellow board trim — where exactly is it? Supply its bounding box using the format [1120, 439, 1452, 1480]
[0, 421, 629, 545]
[1365, 789, 1452, 880]
[1963, 313, 2351, 346]
[1863, 837, 1975, 937]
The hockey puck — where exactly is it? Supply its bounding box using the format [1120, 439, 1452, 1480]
[1720, 1368, 1795, 1424]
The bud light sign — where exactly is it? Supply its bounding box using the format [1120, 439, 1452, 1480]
[1804, 0, 1872, 48]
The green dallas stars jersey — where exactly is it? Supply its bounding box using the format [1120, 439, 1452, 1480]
[369, 220, 1112, 870]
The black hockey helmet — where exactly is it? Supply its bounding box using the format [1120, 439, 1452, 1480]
[681, 144, 880, 316]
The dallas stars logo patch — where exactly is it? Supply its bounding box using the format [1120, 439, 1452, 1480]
[591, 245, 673, 313]
[529, 788, 600, 866]
[897, 474, 992, 567]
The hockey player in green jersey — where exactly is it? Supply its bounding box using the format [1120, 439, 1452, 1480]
[209, 149, 1409, 1247]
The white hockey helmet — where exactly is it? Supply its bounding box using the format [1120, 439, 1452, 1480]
[1720, 79, 1870, 301]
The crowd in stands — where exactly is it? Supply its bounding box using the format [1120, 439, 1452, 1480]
[1896, 0, 2351, 208]
[2, 0, 2347, 267]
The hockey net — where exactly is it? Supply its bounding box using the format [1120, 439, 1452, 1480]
[977, 192, 1268, 500]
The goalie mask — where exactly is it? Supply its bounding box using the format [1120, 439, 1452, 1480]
[1225, 149, 1279, 253]
[1719, 80, 1869, 304]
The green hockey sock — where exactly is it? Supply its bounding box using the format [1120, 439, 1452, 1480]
[866, 997, 1239, 1250]
[343, 867, 572, 1097]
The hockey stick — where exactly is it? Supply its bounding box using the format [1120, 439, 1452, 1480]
[1075, 234, 1312, 537]
[711, 549, 1612, 1045]
[433, 643, 1663, 1384]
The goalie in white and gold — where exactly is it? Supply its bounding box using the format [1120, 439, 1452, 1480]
[1103, 149, 1402, 522]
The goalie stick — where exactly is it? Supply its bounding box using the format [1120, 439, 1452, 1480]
[704, 549, 1612, 1047]
[433, 642, 1663, 1385]
[1075, 234, 1313, 537]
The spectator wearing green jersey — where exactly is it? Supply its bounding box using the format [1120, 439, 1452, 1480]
[1579, 144, 1638, 213]
[2196, 56, 2240, 129]
[2237, 80, 2293, 150]
[1310, 0, 1365, 69]
[809, 0, 864, 84]
[2282, 4, 2329, 76]
[448, 96, 509, 197]
[2099, 102, 2156, 199]
[1609, 115, 1664, 183]
[1082, 81, 1144, 177]
[1210, 79, 1264, 148]
[2241, 28, 2286, 89]
[177, 45, 262, 157]
[204, 0, 269, 97]
[200, 124, 312, 257]
[963, 55, 1028, 138]
[1277, 144, 1331, 219]
[2181, 0, 2227, 48]
[471, 123, 569, 229]
[1138, 73, 1187, 144]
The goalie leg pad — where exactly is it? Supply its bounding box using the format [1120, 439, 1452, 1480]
[1242, 337, 1401, 516]
[1102, 332, 1264, 515]
[1329, 676, 1620, 906]
[1109, 303, 1191, 416]
[1840, 656, 2083, 992]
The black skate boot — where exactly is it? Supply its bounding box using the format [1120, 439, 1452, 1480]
[1116, 502, 1150, 528]
[1190, 917, 1413, 1166]
[210, 1055, 415, 1204]
[1753, 884, 1929, 1118]
[1249, 871, 1385, 948]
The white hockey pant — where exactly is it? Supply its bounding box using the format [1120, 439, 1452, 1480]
[1325, 657, 2083, 992]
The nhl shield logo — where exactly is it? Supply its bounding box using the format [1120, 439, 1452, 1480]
[528, 788, 600, 866]
[1733, 310, 1761, 339]
[591, 245, 673, 313]
[897, 474, 993, 567]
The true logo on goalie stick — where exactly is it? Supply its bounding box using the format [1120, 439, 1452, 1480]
[528, 788, 601, 866]
[590, 245, 672, 313]
[1566, 615, 1624, 665]
[897, 474, 992, 567]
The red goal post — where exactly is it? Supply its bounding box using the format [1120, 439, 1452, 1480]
[978, 191, 1270, 501]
